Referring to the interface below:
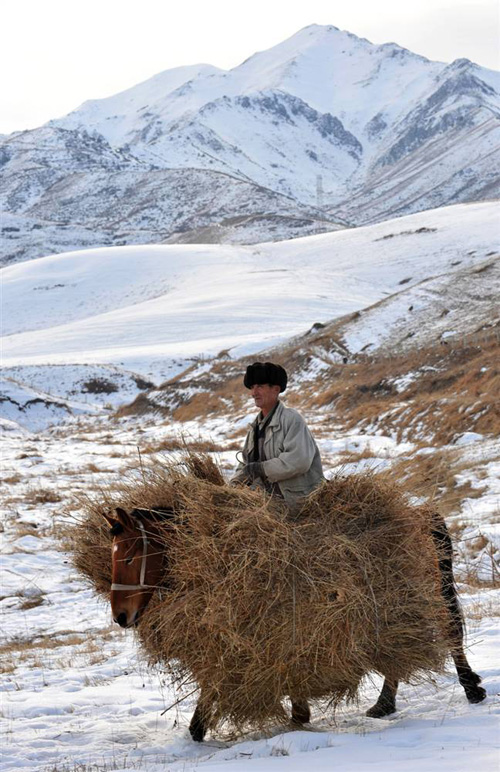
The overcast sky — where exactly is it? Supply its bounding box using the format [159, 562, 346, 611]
[1, 0, 498, 135]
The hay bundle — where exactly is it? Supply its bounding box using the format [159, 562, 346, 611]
[67, 456, 449, 731]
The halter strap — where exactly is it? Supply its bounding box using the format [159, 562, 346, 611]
[111, 519, 159, 592]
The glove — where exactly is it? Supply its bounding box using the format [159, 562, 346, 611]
[242, 462, 264, 482]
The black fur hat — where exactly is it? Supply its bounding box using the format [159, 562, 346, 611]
[244, 362, 288, 393]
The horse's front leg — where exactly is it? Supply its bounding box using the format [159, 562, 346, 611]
[189, 691, 215, 742]
[366, 677, 398, 718]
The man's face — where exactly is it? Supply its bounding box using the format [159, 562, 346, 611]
[250, 383, 280, 415]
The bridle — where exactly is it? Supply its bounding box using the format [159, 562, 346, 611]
[111, 518, 159, 592]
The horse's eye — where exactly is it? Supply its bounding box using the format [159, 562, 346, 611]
[125, 556, 134, 565]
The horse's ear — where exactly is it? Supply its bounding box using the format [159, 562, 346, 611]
[102, 511, 118, 528]
[114, 506, 133, 529]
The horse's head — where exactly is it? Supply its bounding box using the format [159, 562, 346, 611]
[103, 506, 170, 628]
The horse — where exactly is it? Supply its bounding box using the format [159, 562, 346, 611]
[103, 505, 486, 741]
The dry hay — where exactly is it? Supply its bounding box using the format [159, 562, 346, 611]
[66, 454, 450, 731]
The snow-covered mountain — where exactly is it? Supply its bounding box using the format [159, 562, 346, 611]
[1, 25, 499, 265]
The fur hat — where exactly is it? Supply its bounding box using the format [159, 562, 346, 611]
[244, 362, 288, 393]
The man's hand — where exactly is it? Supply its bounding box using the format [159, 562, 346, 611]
[241, 462, 264, 482]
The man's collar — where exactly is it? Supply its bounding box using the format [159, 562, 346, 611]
[257, 400, 281, 426]
[269, 400, 283, 426]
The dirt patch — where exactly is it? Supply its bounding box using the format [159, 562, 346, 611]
[81, 378, 118, 395]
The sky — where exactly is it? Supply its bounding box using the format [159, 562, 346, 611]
[1, 0, 498, 135]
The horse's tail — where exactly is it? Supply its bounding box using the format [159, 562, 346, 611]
[430, 512, 464, 645]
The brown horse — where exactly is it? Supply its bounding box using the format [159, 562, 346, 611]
[103, 506, 486, 741]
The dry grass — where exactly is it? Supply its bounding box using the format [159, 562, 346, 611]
[465, 595, 500, 620]
[65, 455, 451, 733]
[24, 486, 62, 505]
[18, 593, 45, 611]
[0, 630, 115, 674]
[61, 454, 225, 598]
[455, 526, 500, 590]
[2, 474, 22, 485]
[139, 437, 239, 454]
[335, 446, 380, 464]
[11, 521, 40, 538]
[308, 338, 499, 445]
[45, 759, 148, 771]
[387, 448, 488, 517]
[173, 377, 242, 422]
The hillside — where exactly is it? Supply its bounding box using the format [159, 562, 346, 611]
[1, 24, 499, 264]
[1, 204, 499, 771]
[2, 201, 498, 436]
[2, 201, 496, 365]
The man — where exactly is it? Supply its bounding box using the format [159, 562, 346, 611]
[231, 361, 324, 515]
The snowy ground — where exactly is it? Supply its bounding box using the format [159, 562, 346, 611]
[1, 411, 498, 772]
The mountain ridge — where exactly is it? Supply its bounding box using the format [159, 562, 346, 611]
[1, 25, 499, 265]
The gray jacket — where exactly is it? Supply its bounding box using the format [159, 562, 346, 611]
[232, 401, 324, 511]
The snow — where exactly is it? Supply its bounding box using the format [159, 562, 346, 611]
[0, 375, 102, 432]
[454, 432, 485, 446]
[2, 201, 498, 386]
[1, 410, 498, 772]
[1, 363, 158, 429]
[320, 433, 414, 457]
[54, 25, 444, 151]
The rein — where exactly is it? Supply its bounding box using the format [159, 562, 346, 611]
[111, 519, 159, 592]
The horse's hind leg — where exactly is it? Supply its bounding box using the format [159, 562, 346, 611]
[444, 566, 486, 703]
[452, 648, 486, 703]
[431, 515, 486, 704]
[366, 677, 398, 718]
[291, 698, 310, 725]
[189, 692, 214, 742]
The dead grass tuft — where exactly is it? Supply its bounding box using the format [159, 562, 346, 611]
[18, 594, 45, 610]
[24, 487, 62, 505]
[81, 378, 118, 395]
[12, 521, 40, 538]
[2, 474, 22, 485]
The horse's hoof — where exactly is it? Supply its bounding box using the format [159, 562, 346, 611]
[291, 716, 311, 727]
[466, 686, 487, 703]
[189, 721, 206, 742]
[366, 702, 396, 718]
